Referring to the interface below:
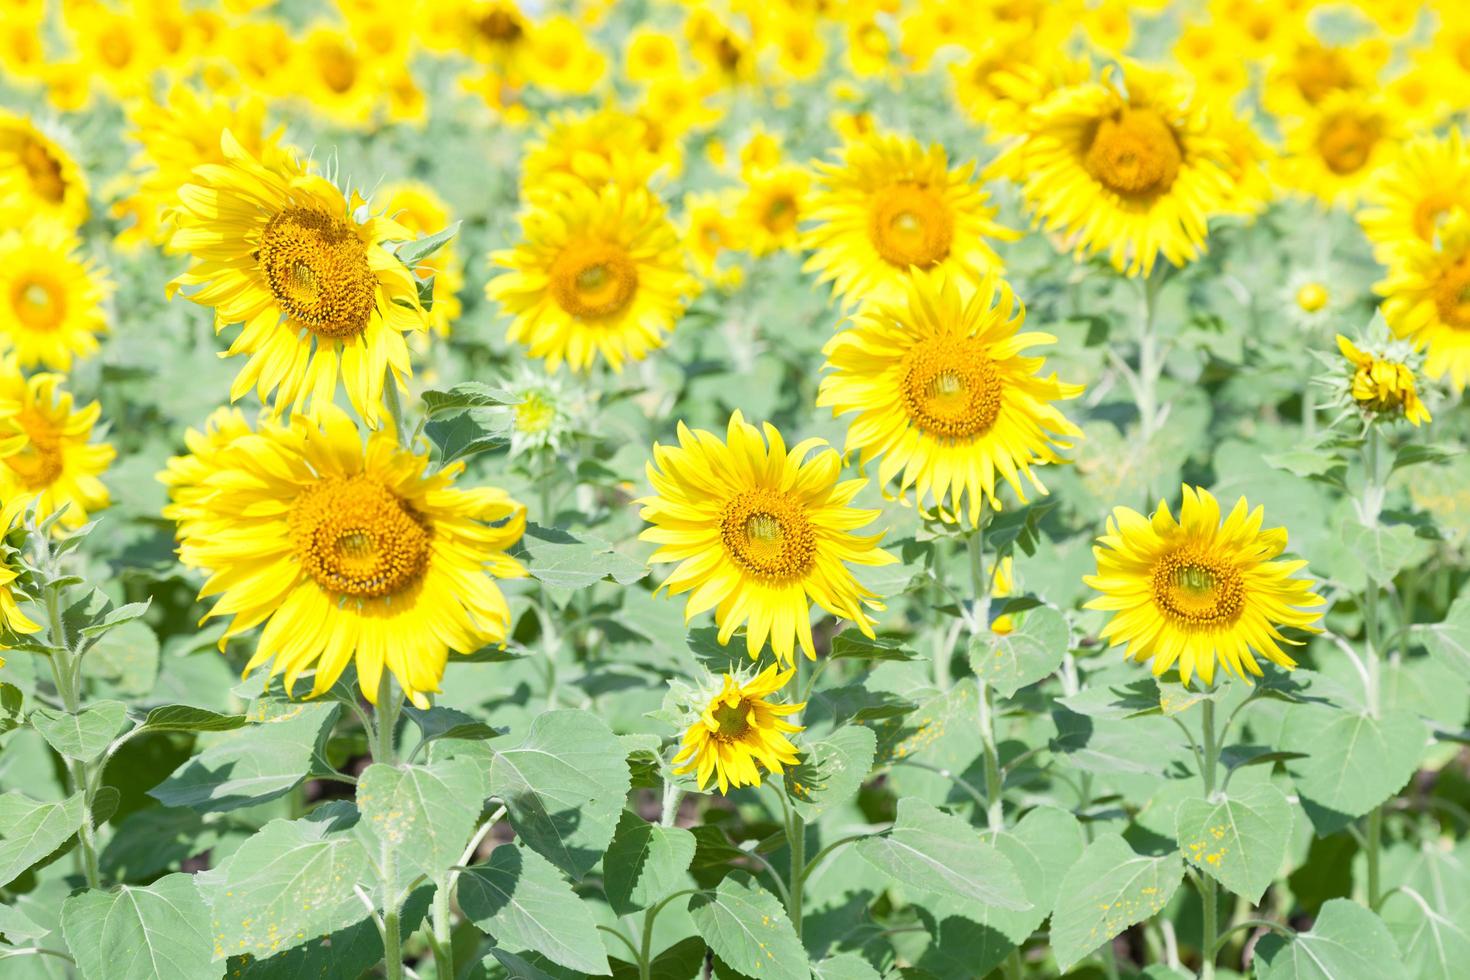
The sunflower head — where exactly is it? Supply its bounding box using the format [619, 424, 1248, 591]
[1333, 334, 1431, 427]
[738, 164, 812, 257]
[1378, 210, 1470, 392]
[0, 359, 113, 533]
[0, 111, 88, 230]
[1359, 129, 1470, 262]
[1083, 486, 1324, 687]
[1277, 95, 1398, 209]
[0, 219, 111, 372]
[0, 512, 40, 653]
[670, 663, 805, 794]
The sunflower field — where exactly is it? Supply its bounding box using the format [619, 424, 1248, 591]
[6, 0, 1470, 978]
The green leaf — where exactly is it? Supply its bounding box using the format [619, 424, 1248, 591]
[688, 874, 808, 980]
[1342, 521, 1432, 585]
[603, 810, 696, 916]
[225, 888, 431, 980]
[78, 600, 152, 638]
[0, 902, 47, 942]
[1051, 834, 1184, 972]
[1380, 887, 1470, 980]
[149, 702, 340, 812]
[516, 523, 648, 591]
[421, 381, 518, 416]
[968, 606, 1069, 698]
[89, 620, 161, 697]
[1391, 443, 1459, 474]
[783, 725, 876, 821]
[810, 952, 882, 980]
[423, 412, 509, 465]
[855, 797, 1029, 910]
[60, 873, 219, 980]
[136, 704, 248, 735]
[827, 633, 918, 662]
[0, 791, 86, 888]
[487, 709, 631, 878]
[0, 681, 21, 735]
[30, 700, 128, 762]
[459, 843, 610, 975]
[403, 704, 506, 745]
[1281, 705, 1427, 835]
[1416, 595, 1470, 683]
[1175, 782, 1292, 903]
[396, 221, 461, 267]
[356, 758, 488, 881]
[1254, 898, 1399, 979]
[101, 807, 220, 881]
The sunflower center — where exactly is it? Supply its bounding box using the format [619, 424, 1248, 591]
[257, 206, 376, 339]
[549, 240, 639, 319]
[515, 392, 555, 434]
[290, 475, 431, 600]
[720, 488, 816, 582]
[762, 193, 799, 235]
[1084, 107, 1182, 198]
[19, 138, 66, 203]
[11, 277, 65, 331]
[869, 183, 954, 268]
[99, 25, 133, 69]
[1315, 111, 1380, 176]
[4, 409, 63, 490]
[1432, 256, 1470, 330]
[1292, 47, 1352, 105]
[1151, 550, 1244, 630]
[316, 44, 358, 94]
[476, 9, 525, 44]
[711, 699, 751, 741]
[1412, 192, 1457, 242]
[900, 336, 1003, 439]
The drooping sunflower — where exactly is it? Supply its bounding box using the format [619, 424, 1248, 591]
[818, 271, 1082, 523]
[671, 664, 804, 794]
[1378, 212, 1470, 391]
[1358, 130, 1470, 262]
[1010, 64, 1236, 277]
[167, 131, 426, 427]
[487, 181, 696, 373]
[639, 410, 894, 665]
[0, 111, 88, 229]
[0, 220, 110, 371]
[804, 132, 1016, 308]
[1334, 335, 1431, 427]
[166, 406, 526, 707]
[1275, 95, 1399, 209]
[0, 361, 114, 532]
[379, 181, 464, 338]
[1084, 486, 1324, 687]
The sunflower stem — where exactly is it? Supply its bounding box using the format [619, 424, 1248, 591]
[1198, 697, 1221, 980]
[786, 809, 806, 938]
[1360, 426, 1386, 910]
[430, 874, 454, 980]
[374, 671, 403, 766]
[1135, 271, 1165, 503]
[966, 519, 1006, 830]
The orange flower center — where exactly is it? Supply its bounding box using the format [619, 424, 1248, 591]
[1432, 255, 1470, 330]
[258, 206, 377, 339]
[1315, 111, 1380, 176]
[720, 488, 815, 582]
[4, 409, 63, 491]
[711, 698, 752, 741]
[549, 240, 639, 319]
[290, 475, 431, 599]
[900, 336, 1003, 439]
[19, 138, 66, 204]
[10, 277, 65, 331]
[1085, 107, 1183, 198]
[869, 183, 954, 268]
[1151, 550, 1244, 630]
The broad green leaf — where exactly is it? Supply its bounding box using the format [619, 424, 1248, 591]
[1342, 521, 1431, 585]
[1282, 705, 1427, 835]
[968, 606, 1069, 698]
[206, 802, 371, 960]
[30, 700, 128, 762]
[1391, 443, 1459, 474]
[479, 947, 561, 980]
[0, 791, 86, 888]
[828, 633, 918, 662]
[783, 725, 876, 821]
[136, 705, 248, 735]
[149, 702, 339, 812]
[1380, 887, 1470, 980]
[60, 873, 219, 980]
[516, 523, 647, 590]
[403, 704, 506, 745]
[459, 843, 610, 975]
[810, 952, 883, 980]
[396, 221, 461, 266]
[424, 412, 508, 465]
[101, 807, 220, 881]
[89, 620, 161, 697]
[1175, 782, 1292, 903]
[854, 797, 1029, 910]
[1051, 834, 1184, 971]
[420, 381, 517, 416]
[356, 758, 488, 881]
[0, 681, 21, 734]
[688, 874, 808, 980]
[603, 810, 696, 915]
[487, 709, 631, 878]
[1417, 595, 1470, 683]
[0, 902, 46, 942]
[1254, 898, 1399, 979]
[227, 888, 432, 980]
[78, 600, 152, 638]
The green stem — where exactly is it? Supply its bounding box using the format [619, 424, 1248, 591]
[44, 586, 100, 890]
[1136, 272, 1164, 503]
[786, 811, 805, 939]
[382, 903, 403, 980]
[374, 672, 402, 766]
[965, 519, 1005, 830]
[638, 889, 702, 980]
[1361, 426, 1385, 910]
[431, 875, 454, 980]
[1199, 698, 1220, 980]
[383, 367, 409, 447]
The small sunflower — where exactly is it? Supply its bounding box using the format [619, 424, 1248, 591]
[1334, 334, 1431, 427]
[379, 181, 464, 338]
[1011, 64, 1235, 277]
[519, 108, 674, 196]
[818, 271, 1083, 523]
[0, 220, 110, 371]
[165, 406, 527, 708]
[1262, 36, 1384, 120]
[0, 533, 40, 655]
[295, 26, 383, 129]
[1378, 212, 1470, 391]
[803, 131, 1017, 308]
[737, 164, 811, 257]
[1358, 130, 1470, 261]
[1276, 95, 1398, 209]
[0, 361, 113, 532]
[0, 111, 88, 229]
[1084, 486, 1324, 687]
[638, 410, 894, 665]
[487, 181, 696, 373]
[671, 664, 804, 794]
[682, 190, 746, 289]
[167, 131, 426, 426]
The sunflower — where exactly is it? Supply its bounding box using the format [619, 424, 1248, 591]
[1358, 130, 1470, 262]
[1275, 95, 1398, 209]
[0, 361, 114, 532]
[638, 410, 894, 664]
[519, 108, 674, 196]
[487, 181, 695, 373]
[625, 27, 681, 83]
[1011, 64, 1235, 277]
[166, 406, 527, 708]
[379, 181, 464, 337]
[1378, 212, 1470, 391]
[295, 26, 384, 128]
[1083, 486, 1324, 687]
[1334, 335, 1431, 427]
[682, 190, 746, 289]
[70, 7, 158, 101]
[671, 664, 804, 794]
[1262, 36, 1384, 120]
[167, 131, 426, 426]
[0, 220, 110, 371]
[737, 164, 812, 257]
[158, 406, 258, 535]
[818, 270, 1082, 523]
[0, 111, 88, 229]
[0, 540, 40, 655]
[803, 131, 1017, 307]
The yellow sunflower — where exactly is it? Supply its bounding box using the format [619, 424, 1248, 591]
[487, 181, 695, 373]
[683, 190, 745, 289]
[158, 406, 258, 534]
[0, 543, 40, 655]
[0, 361, 113, 532]
[1275, 95, 1399, 209]
[1011, 64, 1235, 277]
[818, 270, 1083, 523]
[1262, 36, 1385, 120]
[167, 131, 426, 427]
[737, 164, 811, 257]
[70, 7, 158, 101]
[1378, 212, 1470, 392]
[294, 26, 384, 129]
[638, 410, 894, 665]
[803, 132, 1017, 308]
[1084, 486, 1324, 687]
[0, 111, 88, 230]
[1335, 335, 1431, 427]
[1358, 130, 1470, 262]
[519, 107, 674, 197]
[379, 181, 464, 338]
[166, 406, 526, 708]
[0, 220, 110, 371]
[671, 664, 804, 794]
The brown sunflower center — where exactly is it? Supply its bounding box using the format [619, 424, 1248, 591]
[900, 336, 1003, 439]
[1084, 107, 1183, 198]
[720, 488, 816, 582]
[257, 206, 376, 339]
[316, 43, 359, 94]
[11, 277, 64, 331]
[1315, 111, 1380, 176]
[761, 192, 799, 236]
[1412, 192, 1458, 242]
[476, 9, 525, 44]
[1151, 550, 1244, 630]
[1432, 256, 1470, 329]
[98, 24, 134, 69]
[4, 409, 63, 490]
[19, 138, 66, 203]
[290, 475, 431, 599]
[1291, 46, 1352, 105]
[869, 183, 954, 268]
[549, 240, 639, 319]
[710, 698, 751, 741]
